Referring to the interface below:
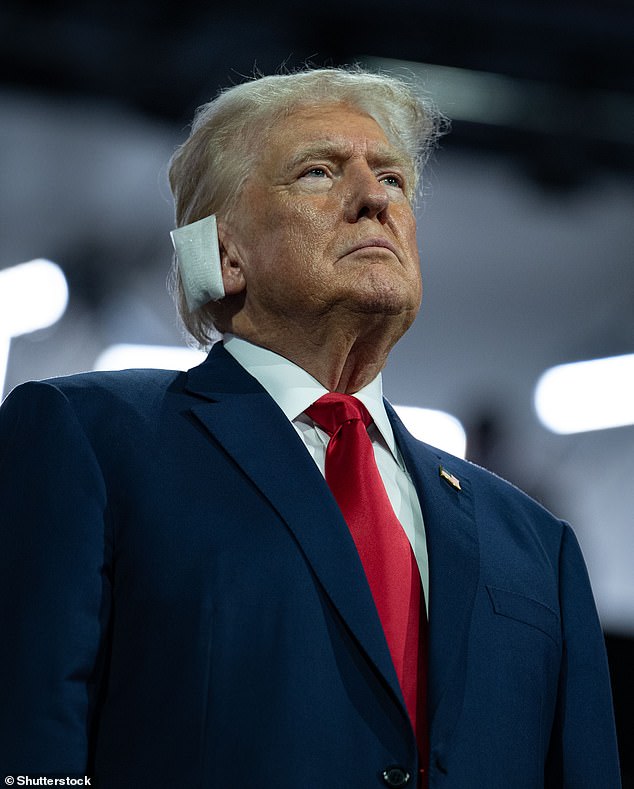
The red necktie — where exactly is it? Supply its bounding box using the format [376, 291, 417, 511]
[306, 393, 427, 772]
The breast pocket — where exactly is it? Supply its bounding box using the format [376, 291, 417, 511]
[486, 585, 561, 646]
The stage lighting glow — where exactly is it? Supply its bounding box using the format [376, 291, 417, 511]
[393, 405, 467, 458]
[535, 354, 634, 434]
[364, 57, 634, 145]
[0, 259, 68, 337]
[0, 259, 69, 396]
[94, 343, 206, 371]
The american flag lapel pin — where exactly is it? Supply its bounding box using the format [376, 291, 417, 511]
[439, 466, 462, 491]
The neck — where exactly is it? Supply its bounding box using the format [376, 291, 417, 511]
[227, 308, 414, 393]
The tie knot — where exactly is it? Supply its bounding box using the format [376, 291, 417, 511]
[305, 393, 372, 436]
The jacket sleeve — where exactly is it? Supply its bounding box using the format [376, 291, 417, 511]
[0, 381, 111, 777]
[545, 521, 621, 787]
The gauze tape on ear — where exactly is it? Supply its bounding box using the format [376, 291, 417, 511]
[170, 214, 225, 312]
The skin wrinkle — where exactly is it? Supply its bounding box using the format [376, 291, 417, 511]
[279, 140, 415, 199]
[217, 102, 422, 393]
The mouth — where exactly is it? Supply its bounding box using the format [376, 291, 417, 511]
[344, 238, 399, 258]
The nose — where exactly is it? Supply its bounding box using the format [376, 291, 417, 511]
[344, 164, 390, 223]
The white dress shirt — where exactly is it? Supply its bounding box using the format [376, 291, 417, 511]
[223, 335, 429, 607]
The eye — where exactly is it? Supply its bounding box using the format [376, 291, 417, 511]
[301, 166, 329, 178]
[379, 174, 404, 189]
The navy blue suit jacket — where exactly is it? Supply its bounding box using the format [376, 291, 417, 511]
[0, 344, 620, 787]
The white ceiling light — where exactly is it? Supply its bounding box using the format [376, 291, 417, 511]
[535, 354, 634, 434]
[93, 343, 206, 372]
[0, 259, 68, 336]
[393, 405, 467, 458]
[0, 259, 69, 395]
[364, 56, 634, 145]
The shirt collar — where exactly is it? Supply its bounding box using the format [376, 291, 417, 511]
[222, 334, 398, 457]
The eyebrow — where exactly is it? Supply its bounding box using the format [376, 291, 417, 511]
[284, 140, 412, 175]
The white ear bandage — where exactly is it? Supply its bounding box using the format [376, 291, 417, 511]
[170, 215, 225, 312]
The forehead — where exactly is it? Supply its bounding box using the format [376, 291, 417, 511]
[261, 102, 410, 170]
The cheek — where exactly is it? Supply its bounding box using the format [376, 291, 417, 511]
[289, 199, 334, 232]
[285, 205, 334, 257]
[403, 223, 421, 273]
[401, 211, 419, 246]
[240, 196, 336, 278]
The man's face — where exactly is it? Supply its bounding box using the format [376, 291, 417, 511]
[221, 103, 422, 334]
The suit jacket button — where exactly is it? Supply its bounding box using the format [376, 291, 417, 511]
[382, 766, 411, 787]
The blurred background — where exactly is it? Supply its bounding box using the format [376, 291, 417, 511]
[1, 0, 633, 780]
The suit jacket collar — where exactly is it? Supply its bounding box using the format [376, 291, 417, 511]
[221, 335, 401, 461]
[184, 343, 414, 735]
[185, 344, 479, 752]
[387, 402, 480, 750]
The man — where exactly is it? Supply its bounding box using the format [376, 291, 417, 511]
[0, 68, 620, 788]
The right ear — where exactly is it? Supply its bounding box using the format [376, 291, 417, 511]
[170, 214, 225, 312]
[217, 221, 247, 297]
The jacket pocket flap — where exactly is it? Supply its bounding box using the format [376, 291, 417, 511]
[486, 585, 560, 644]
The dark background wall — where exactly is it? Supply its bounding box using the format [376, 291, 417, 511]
[1, 1, 633, 781]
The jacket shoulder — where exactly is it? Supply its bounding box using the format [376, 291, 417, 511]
[441, 444, 564, 523]
[1, 368, 191, 450]
[391, 406, 565, 535]
[4, 367, 184, 409]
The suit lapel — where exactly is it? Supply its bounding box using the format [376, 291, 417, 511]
[387, 403, 480, 747]
[184, 345, 407, 717]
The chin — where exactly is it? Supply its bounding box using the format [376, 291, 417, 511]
[348, 296, 419, 330]
[350, 274, 421, 317]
